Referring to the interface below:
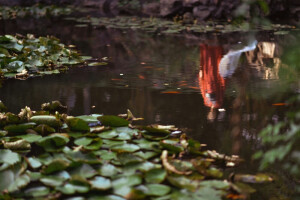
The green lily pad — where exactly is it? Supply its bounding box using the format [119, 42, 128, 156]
[99, 163, 119, 177]
[30, 115, 61, 128]
[27, 157, 42, 169]
[74, 137, 93, 146]
[40, 175, 65, 187]
[4, 122, 36, 134]
[17, 134, 42, 143]
[167, 175, 199, 191]
[90, 176, 112, 190]
[0, 149, 20, 165]
[24, 186, 50, 197]
[94, 150, 117, 161]
[57, 179, 90, 194]
[88, 62, 108, 66]
[37, 134, 69, 152]
[67, 117, 90, 132]
[142, 127, 170, 140]
[111, 143, 140, 153]
[69, 164, 97, 178]
[160, 139, 184, 153]
[42, 159, 70, 174]
[76, 114, 102, 123]
[138, 184, 171, 196]
[7, 174, 30, 192]
[98, 116, 129, 127]
[34, 124, 56, 135]
[145, 168, 167, 183]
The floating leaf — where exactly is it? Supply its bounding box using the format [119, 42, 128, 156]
[69, 164, 97, 178]
[40, 175, 65, 187]
[94, 150, 117, 161]
[88, 62, 108, 66]
[34, 124, 56, 135]
[98, 116, 129, 127]
[30, 115, 61, 128]
[24, 186, 50, 197]
[27, 157, 42, 169]
[76, 114, 102, 123]
[3, 139, 31, 151]
[138, 184, 171, 196]
[167, 175, 199, 191]
[7, 174, 30, 192]
[4, 122, 36, 134]
[142, 127, 170, 140]
[99, 163, 119, 177]
[0, 149, 20, 165]
[160, 139, 184, 153]
[90, 176, 112, 190]
[67, 117, 90, 132]
[37, 134, 69, 152]
[145, 168, 167, 183]
[17, 134, 42, 143]
[57, 178, 90, 194]
[74, 137, 93, 146]
[42, 159, 70, 174]
[111, 143, 140, 153]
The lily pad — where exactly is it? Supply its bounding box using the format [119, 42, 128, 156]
[67, 117, 90, 132]
[0, 149, 20, 165]
[4, 122, 36, 134]
[90, 176, 112, 190]
[37, 134, 69, 152]
[98, 116, 129, 127]
[30, 115, 61, 128]
[24, 186, 50, 197]
[111, 143, 140, 153]
[145, 168, 167, 183]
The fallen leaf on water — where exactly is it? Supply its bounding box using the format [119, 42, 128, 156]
[138, 75, 145, 80]
[272, 103, 287, 106]
[161, 91, 181, 94]
[226, 193, 247, 199]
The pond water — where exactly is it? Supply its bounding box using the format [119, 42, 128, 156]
[0, 17, 299, 198]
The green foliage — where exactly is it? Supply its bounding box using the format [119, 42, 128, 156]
[254, 96, 300, 192]
[0, 4, 72, 20]
[0, 34, 84, 80]
[0, 101, 273, 199]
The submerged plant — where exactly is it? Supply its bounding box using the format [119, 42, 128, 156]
[0, 34, 86, 80]
[0, 101, 272, 199]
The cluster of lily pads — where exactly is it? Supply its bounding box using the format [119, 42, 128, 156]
[0, 34, 86, 80]
[0, 100, 273, 199]
[0, 5, 72, 20]
[66, 16, 296, 35]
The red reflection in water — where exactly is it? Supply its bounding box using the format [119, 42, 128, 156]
[199, 44, 225, 109]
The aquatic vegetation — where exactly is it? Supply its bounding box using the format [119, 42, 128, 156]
[0, 101, 273, 199]
[0, 5, 72, 20]
[0, 34, 85, 80]
[67, 16, 297, 35]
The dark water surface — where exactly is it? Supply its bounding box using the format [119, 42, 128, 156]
[0, 17, 299, 198]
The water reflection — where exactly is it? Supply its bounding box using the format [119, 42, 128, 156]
[0, 18, 299, 160]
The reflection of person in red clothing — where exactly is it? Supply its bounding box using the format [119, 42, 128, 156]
[199, 44, 225, 121]
[199, 41, 257, 121]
